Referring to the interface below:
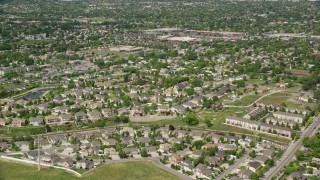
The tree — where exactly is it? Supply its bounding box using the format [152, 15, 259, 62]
[192, 140, 205, 150]
[249, 150, 256, 158]
[241, 134, 246, 139]
[119, 150, 128, 159]
[266, 159, 274, 167]
[169, 125, 175, 131]
[182, 113, 199, 126]
[119, 115, 129, 123]
[29, 140, 35, 150]
[249, 141, 256, 148]
[140, 148, 149, 157]
[172, 143, 184, 152]
[204, 118, 212, 127]
[314, 89, 320, 100]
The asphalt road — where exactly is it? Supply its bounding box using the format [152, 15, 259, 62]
[216, 151, 249, 180]
[263, 114, 320, 180]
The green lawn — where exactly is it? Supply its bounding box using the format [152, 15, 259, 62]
[8, 126, 46, 136]
[197, 108, 246, 131]
[259, 92, 290, 105]
[246, 79, 263, 84]
[229, 94, 261, 106]
[0, 159, 181, 180]
[132, 117, 185, 127]
[259, 91, 316, 109]
[85, 161, 180, 180]
[82, 49, 131, 58]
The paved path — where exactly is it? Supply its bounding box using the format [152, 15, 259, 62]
[215, 151, 249, 180]
[264, 114, 320, 180]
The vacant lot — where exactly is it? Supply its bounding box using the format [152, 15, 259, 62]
[258, 91, 316, 109]
[229, 94, 261, 106]
[197, 108, 246, 131]
[0, 159, 180, 180]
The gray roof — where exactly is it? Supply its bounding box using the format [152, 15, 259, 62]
[248, 161, 262, 169]
[29, 116, 43, 123]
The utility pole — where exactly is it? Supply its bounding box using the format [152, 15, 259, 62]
[38, 135, 40, 171]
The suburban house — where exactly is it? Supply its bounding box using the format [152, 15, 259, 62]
[15, 141, 29, 151]
[205, 156, 223, 167]
[123, 147, 140, 158]
[59, 114, 75, 123]
[76, 159, 94, 169]
[181, 159, 195, 171]
[0, 118, 9, 126]
[75, 111, 87, 121]
[170, 154, 183, 164]
[238, 169, 254, 179]
[57, 157, 74, 168]
[248, 161, 262, 172]
[87, 110, 102, 121]
[11, 118, 25, 127]
[195, 163, 212, 179]
[29, 116, 43, 126]
[45, 115, 61, 124]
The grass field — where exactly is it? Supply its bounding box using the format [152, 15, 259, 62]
[0, 159, 180, 180]
[258, 91, 316, 109]
[131, 116, 187, 128]
[246, 79, 263, 84]
[259, 92, 290, 105]
[82, 49, 130, 58]
[197, 108, 246, 131]
[229, 94, 261, 106]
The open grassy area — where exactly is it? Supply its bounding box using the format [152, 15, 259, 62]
[258, 91, 316, 109]
[246, 79, 263, 84]
[197, 108, 246, 131]
[132, 117, 185, 127]
[6, 126, 46, 136]
[0, 159, 180, 180]
[229, 94, 261, 106]
[259, 92, 290, 105]
[82, 49, 131, 58]
[85, 161, 180, 180]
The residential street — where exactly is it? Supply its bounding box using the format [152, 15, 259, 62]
[263, 114, 320, 180]
[215, 151, 250, 180]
